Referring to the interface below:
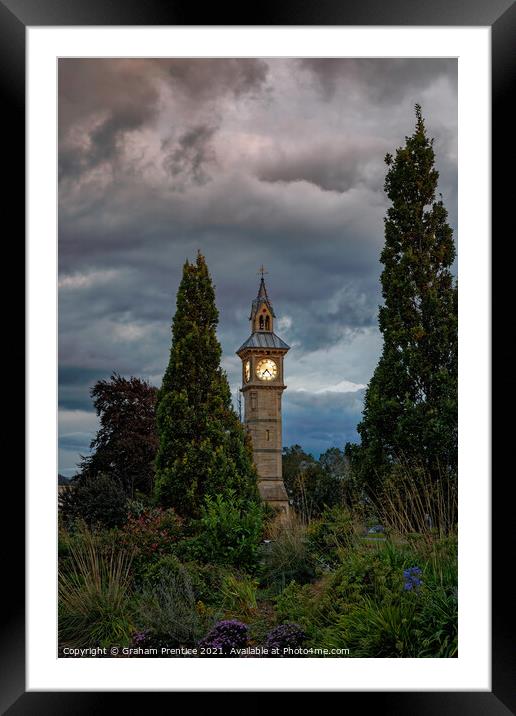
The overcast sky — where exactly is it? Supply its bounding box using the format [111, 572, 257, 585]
[58, 58, 457, 477]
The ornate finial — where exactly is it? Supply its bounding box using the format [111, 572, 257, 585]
[257, 265, 268, 279]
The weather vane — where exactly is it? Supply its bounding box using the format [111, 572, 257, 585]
[258, 265, 268, 279]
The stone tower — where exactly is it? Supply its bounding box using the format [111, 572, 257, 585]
[236, 272, 290, 518]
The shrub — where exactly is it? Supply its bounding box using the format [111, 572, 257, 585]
[135, 560, 215, 648]
[264, 623, 307, 656]
[275, 580, 338, 644]
[191, 490, 263, 572]
[59, 473, 128, 529]
[307, 505, 356, 569]
[275, 536, 457, 658]
[118, 507, 184, 582]
[58, 529, 134, 648]
[140, 555, 239, 615]
[198, 620, 249, 656]
[259, 518, 317, 593]
[126, 493, 155, 519]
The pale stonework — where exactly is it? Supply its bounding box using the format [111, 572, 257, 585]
[236, 278, 290, 519]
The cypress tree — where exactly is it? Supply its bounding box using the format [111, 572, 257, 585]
[347, 105, 457, 490]
[154, 251, 259, 517]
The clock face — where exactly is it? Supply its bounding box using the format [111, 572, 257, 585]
[244, 360, 251, 382]
[256, 358, 278, 381]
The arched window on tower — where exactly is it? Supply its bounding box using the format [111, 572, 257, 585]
[259, 315, 264, 330]
[265, 315, 270, 331]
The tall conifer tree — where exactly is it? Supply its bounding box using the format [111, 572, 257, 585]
[154, 251, 259, 517]
[347, 106, 457, 490]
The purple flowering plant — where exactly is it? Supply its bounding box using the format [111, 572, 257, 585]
[403, 566, 423, 591]
[132, 629, 150, 646]
[198, 619, 249, 656]
[264, 623, 307, 656]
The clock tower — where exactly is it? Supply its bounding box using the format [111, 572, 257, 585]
[236, 270, 290, 519]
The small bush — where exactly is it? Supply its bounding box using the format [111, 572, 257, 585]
[118, 507, 183, 582]
[60, 473, 128, 529]
[135, 560, 214, 647]
[198, 620, 249, 656]
[275, 580, 338, 643]
[190, 490, 263, 572]
[142, 554, 230, 611]
[307, 505, 356, 569]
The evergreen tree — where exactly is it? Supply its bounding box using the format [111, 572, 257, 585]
[154, 251, 259, 517]
[347, 106, 457, 491]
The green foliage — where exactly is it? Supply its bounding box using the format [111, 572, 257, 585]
[154, 251, 259, 517]
[135, 560, 215, 647]
[325, 596, 420, 656]
[58, 528, 134, 648]
[260, 519, 317, 593]
[139, 554, 230, 611]
[79, 373, 158, 497]
[348, 105, 457, 493]
[118, 507, 184, 583]
[187, 490, 264, 572]
[283, 446, 351, 522]
[220, 573, 259, 617]
[275, 536, 457, 657]
[307, 506, 356, 569]
[275, 580, 335, 641]
[59, 473, 128, 529]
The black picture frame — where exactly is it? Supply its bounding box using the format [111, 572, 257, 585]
[6, 0, 514, 710]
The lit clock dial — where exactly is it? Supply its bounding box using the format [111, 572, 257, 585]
[256, 358, 278, 381]
[244, 360, 251, 382]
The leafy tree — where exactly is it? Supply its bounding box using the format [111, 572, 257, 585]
[319, 447, 349, 479]
[283, 445, 347, 522]
[282, 445, 317, 486]
[59, 472, 128, 529]
[154, 251, 259, 517]
[79, 373, 158, 497]
[347, 105, 457, 491]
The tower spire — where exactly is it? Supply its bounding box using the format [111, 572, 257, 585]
[249, 268, 275, 329]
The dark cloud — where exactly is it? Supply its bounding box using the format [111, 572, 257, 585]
[162, 124, 218, 190]
[59, 59, 269, 184]
[256, 138, 388, 193]
[299, 58, 457, 103]
[59, 60, 160, 180]
[162, 58, 269, 101]
[58, 58, 457, 475]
